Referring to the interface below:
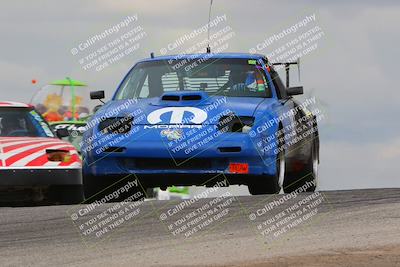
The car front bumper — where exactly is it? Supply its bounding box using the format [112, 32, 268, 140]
[0, 168, 82, 186]
[83, 125, 280, 178]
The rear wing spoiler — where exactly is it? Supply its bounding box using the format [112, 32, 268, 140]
[272, 58, 301, 88]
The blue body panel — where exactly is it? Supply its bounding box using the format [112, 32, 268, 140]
[83, 53, 292, 181]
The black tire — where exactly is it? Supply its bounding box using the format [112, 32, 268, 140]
[48, 185, 84, 204]
[248, 144, 285, 195]
[83, 175, 146, 203]
[83, 175, 112, 202]
[145, 188, 156, 198]
[283, 141, 318, 193]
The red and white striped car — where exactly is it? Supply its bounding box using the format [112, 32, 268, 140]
[0, 101, 84, 204]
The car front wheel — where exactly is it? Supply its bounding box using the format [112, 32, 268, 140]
[248, 146, 285, 195]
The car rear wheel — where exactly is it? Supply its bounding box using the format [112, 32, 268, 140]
[283, 141, 318, 193]
[145, 188, 156, 198]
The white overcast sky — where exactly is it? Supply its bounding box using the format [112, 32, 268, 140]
[0, 0, 399, 190]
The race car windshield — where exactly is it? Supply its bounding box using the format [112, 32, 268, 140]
[115, 58, 272, 99]
[0, 108, 55, 137]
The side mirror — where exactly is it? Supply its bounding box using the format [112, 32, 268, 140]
[93, 105, 102, 113]
[90, 90, 105, 100]
[56, 128, 69, 138]
[286, 86, 303, 96]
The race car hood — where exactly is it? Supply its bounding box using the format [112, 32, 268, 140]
[96, 92, 275, 125]
[0, 137, 80, 168]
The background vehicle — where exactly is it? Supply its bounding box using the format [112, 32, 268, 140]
[154, 186, 190, 200]
[51, 121, 87, 153]
[0, 101, 84, 204]
[30, 78, 96, 152]
[82, 53, 319, 198]
[30, 78, 92, 122]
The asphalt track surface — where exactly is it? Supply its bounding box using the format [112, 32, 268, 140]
[1, 188, 400, 266]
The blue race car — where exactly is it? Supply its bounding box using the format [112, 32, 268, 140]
[82, 53, 319, 197]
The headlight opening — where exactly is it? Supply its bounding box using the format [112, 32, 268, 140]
[218, 114, 254, 133]
[98, 116, 133, 134]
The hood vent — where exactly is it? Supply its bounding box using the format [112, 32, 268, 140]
[182, 94, 202, 101]
[159, 91, 207, 104]
[161, 94, 203, 101]
[161, 95, 180, 101]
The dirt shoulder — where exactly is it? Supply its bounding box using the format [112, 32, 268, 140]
[231, 245, 400, 267]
